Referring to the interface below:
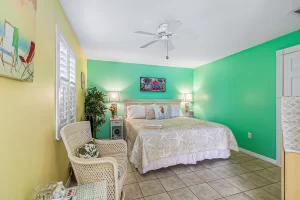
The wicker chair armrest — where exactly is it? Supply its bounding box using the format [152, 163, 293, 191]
[95, 139, 127, 155]
[69, 155, 120, 200]
[69, 155, 119, 182]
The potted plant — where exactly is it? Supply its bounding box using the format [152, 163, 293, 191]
[85, 87, 107, 138]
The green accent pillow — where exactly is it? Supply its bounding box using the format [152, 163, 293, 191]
[76, 139, 100, 159]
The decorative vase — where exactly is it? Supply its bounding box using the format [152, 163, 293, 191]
[111, 112, 116, 119]
[52, 181, 65, 200]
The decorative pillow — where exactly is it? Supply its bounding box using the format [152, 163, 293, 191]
[76, 139, 100, 159]
[171, 105, 184, 117]
[127, 105, 146, 119]
[153, 105, 171, 120]
[145, 104, 156, 120]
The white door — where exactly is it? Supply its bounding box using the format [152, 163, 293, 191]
[283, 50, 300, 200]
[283, 51, 300, 96]
[277, 45, 300, 167]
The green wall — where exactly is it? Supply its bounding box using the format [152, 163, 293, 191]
[88, 60, 194, 139]
[194, 30, 300, 159]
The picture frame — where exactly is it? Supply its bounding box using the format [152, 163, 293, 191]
[140, 77, 166, 92]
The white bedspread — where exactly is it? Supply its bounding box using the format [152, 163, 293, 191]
[125, 117, 238, 173]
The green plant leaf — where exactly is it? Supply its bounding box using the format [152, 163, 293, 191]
[85, 86, 108, 137]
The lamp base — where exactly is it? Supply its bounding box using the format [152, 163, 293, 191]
[184, 102, 190, 116]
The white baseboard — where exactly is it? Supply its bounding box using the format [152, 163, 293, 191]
[239, 148, 278, 166]
[65, 175, 72, 187]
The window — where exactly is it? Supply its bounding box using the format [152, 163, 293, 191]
[55, 26, 76, 140]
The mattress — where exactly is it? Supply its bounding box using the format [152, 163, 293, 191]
[125, 117, 239, 173]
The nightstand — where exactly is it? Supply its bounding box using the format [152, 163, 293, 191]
[110, 117, 124, 140]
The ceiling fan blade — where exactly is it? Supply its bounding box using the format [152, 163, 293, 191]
[167, 40, 175, 51]
[167, 20, 183, 33]
[135, 31, 157, 36]
[140, 40, 159, 48]
[173, 33, 200, 40]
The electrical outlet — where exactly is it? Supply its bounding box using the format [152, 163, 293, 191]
[248, 132, 252, 139]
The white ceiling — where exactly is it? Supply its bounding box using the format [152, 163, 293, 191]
[60, 0, 300, 68]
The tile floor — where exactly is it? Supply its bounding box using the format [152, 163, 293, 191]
[124, 150, 281, 200]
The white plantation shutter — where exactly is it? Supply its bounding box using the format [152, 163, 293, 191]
[56, 26, 76, 140]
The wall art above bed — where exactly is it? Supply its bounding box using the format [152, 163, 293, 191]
[140, 77, 166, 92]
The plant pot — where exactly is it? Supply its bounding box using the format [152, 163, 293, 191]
[86, 115, 95, 138]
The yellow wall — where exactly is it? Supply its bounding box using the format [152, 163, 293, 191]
[0, 0, 87, 199]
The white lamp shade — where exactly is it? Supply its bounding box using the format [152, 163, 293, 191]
[108, 91, 120, 102]
[182, 93, 193, 102]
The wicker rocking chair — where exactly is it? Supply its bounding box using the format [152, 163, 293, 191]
[60, 121, 127, 200]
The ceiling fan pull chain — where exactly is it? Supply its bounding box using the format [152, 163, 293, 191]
[166, 41, 169, 59]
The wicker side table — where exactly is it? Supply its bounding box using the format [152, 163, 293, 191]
[69, 181, 107, 200]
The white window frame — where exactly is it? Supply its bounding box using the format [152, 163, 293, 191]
[55, 25, 77, 140]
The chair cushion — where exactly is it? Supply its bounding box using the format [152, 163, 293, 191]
[76, 139, 100, 159]
[109, 153, 127, 179]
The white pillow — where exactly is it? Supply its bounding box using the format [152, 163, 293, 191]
[171, 105, 183, 117]
[153, 105, 171, 120]
[145, 104, 156, 120]
[126, 105, 146, 119]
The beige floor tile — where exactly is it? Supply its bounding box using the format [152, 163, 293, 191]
[135, 198, 144, 200]
[230, 150, 241, 155]
[262, 183, 281, 198]
[153, 168, 175, 178]
[200, 159, 233, 168]
[124, 183, 143, 200]
[255, 169, 281, 182]
[168, 187, 198, 200]
[127, 163, 133, 173]
[177, 172, 204, 186]
[214, 159, 234, 167]
[240, 160, 264, 171]
[189, 183, 222, 200]
[159, 176, 186, 191]
[267, 166, 281, 174]
[225, 193, 254, 200]
[125, 172, 137, 185]
[225, 176, 258, 191]
[200, 159, 224, 168]
[230, 154, 255, 163]
[224, 164, 249, 175]
[210, 166, 236, 178]
[187, 162, 207, 171]
[170, 164, 192, 174]
[139, 179, 166, 197]
[254, 160, 276, 169]
[245, 188, 279, 200]
[208, 179, 240, 197]
[135, 171, 157, 182]
[144, 193, 171, 200]
[240, 172, 273, 187]
[195, 169, 222, 182]
[131, 163, 138, 172]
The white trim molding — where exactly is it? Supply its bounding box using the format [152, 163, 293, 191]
[239, 148, 277, 165]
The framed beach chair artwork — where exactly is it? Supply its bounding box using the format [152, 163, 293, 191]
[0, 0, 37, 82]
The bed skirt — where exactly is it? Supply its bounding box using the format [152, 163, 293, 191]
[127, 138, 231, 174]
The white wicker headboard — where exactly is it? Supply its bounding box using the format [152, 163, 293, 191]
[123, 99, 182, 119]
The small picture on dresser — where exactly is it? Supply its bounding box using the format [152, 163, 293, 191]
[140, 77, 166, 92]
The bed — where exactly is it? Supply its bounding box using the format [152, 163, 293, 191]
[124, 99, 239, 174]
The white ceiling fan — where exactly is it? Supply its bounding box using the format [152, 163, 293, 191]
[134, 20, 199, 59]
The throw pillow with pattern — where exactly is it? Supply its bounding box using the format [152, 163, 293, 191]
[153, 105, 171, 120]
[76, 139, 100, 159]
[145, 105, 156, 120]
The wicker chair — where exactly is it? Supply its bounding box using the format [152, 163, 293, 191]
[60, 121, 127, 200]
